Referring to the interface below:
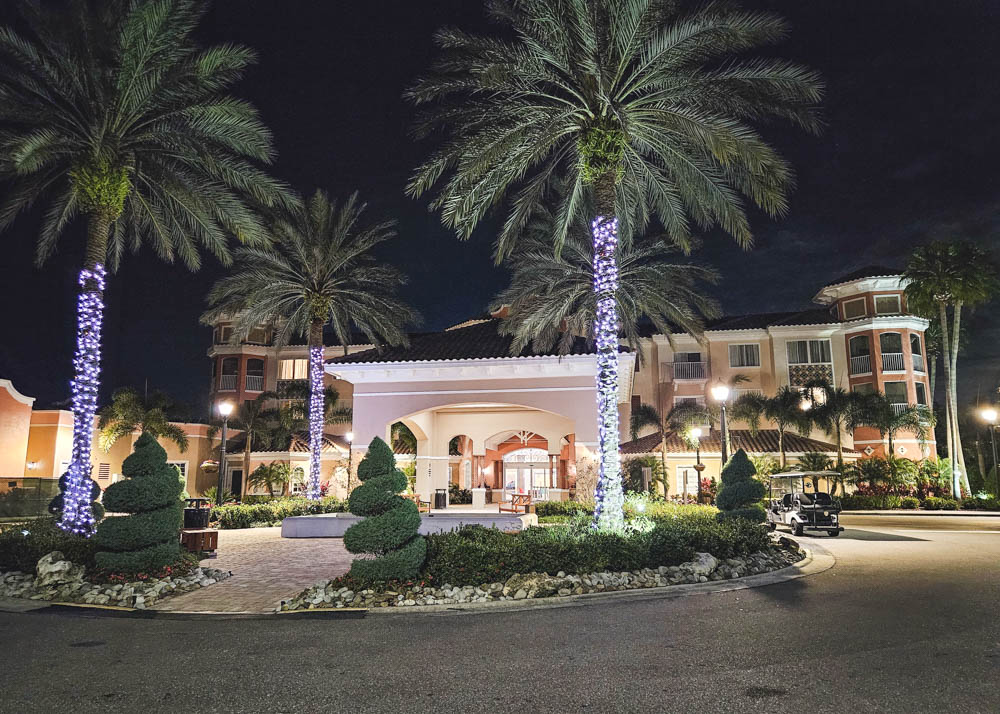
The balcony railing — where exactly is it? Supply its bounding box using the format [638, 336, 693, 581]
[881, 352, 905, 371]
[664, 361, 707, 380]
[850, 354, 871, 375]
[245, 375, 264, 392]
[218, 374, 238, 391]
[891, 402, 909, 416]
[912, 354, 925, 373]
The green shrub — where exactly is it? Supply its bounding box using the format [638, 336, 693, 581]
[0, 518, 98, 572]
[448, 482, 473, 504]
[839, 494, 882, 510]
[535, 501, 594, 517]
[95, 434, 183, 574]
[923, 496, 948, 510]
[940, 498, 959, 511]
[715, 450, 766, 522]
[211, 497, 347, 528]
[962, 496, 1000, 511]
[344, 437, 426, 581]
[900, 496, 920, 509]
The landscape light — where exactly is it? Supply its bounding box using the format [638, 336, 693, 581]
[590, 216, 624, 531]
[218, 401, 234, 417]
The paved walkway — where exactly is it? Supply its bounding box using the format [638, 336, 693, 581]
[152, 528, 351, 613]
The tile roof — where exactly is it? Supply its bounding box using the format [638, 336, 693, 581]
[328, 318, 611, 365]
[619, 429, 859, 456]
[704, 308, 838, 331]
[227, 432, 346, 454]
[823, 265, 901, 288]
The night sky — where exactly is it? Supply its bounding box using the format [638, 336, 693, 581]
[1, 1, 998, 417]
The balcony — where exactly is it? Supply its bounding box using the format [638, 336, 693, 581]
[912, 354, 925, 373]
[890, 402, 908, 416]
[218, 374, 238, 391]
[882, 352, 905, 372]
[850, 354, 871, 375]
[662, 361, 707, 381]
[245, 375, 264, 392]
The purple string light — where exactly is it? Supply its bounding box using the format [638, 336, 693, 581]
[591, 216, 624, 531]
[307, 345, 325, 500]
[59, 264, 106, 536]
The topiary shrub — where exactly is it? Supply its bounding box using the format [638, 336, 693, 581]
[900, 496, 920, 509]
[48, 470, 102, 523]
[95, 433, 183, 574]
[343, 437, 426, 581]
[715, 449, 766, 523]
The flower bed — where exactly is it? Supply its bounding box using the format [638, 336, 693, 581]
[838, 494, 999, 511]
[211, 496, 348, 529]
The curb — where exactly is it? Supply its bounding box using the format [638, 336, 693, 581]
[843, 510, 1000, 518]
[361, 543, 833, 617]
[1, 600, 368, 620]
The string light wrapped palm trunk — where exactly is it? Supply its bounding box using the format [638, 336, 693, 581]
[589, 166, 624, 531]
[60, 213, 112, 536]
[307, 319, 325, 501]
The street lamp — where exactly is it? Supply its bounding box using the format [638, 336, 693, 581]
[980, 408, 998, 497]
[216, 401, 233, 506]
[711, 382, 730, 465]
[345, 431, 354, 491]
[691, 427, 704, 503]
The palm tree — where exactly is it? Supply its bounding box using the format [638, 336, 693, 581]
[796, 451, 832, 492]
[0, 1, 293, 535]
[732, 386, 812, 467]
[208, 391, 279, 499]
[802, 380, 866, 471]
[247, 462, 291, 498]
[905, 241, 998, 496]
[97, 387, 188, 453]
[391, 422, 418, 455]
[493, 186, 720, 356]
[203, 190, 418, 500]
[856, 392, 931, 465]
[407, 0, 821, 530]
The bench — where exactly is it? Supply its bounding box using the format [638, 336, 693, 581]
[499, 493, 532, 514]
[403, 493, 431, 513]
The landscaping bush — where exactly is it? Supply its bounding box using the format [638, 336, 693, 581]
[535, 501, 594, 517]
[420, 517, 771, 586]
[715, 449, 766, 523]
[95, 434, 183, 574]
[0, 518, 98, 572]
[940, 498, 959, 511]
[962, 496, 1000, 511]
[839, 494, 885, 510]
[922, 496, 959, 510]
[211, 497, 347, 529]
[344, 437, 426, 581]
[448, 482, 472, 505]
[900, 496, 921, 509]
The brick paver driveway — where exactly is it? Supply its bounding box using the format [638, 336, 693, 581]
[152, 528, 351, 613]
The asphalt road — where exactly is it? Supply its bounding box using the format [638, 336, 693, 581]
[2, 515, 998, 714]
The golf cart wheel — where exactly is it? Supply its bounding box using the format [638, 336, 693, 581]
[792, 521, 803, 537]
[828, 529, 841, 537]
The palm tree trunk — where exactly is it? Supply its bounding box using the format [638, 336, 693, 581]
[938, 303, 959, 497]
[307, 319, 325, 501]
[660, 434, 668, 497]
[778, 430, 785, 467]
[951, 302, 970, 495]
[591, 170, 624, 531]
[242, 433, 252, 501]
[59, 212, 110, 536]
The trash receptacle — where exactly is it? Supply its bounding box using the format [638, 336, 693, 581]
[184, 498, 211, 529]
[434, 488, 447, 510]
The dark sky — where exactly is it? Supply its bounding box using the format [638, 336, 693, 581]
[1, 0, 999, 417]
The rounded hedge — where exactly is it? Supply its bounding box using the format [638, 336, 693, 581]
[344, 437, 426, 580]
[716, 449, 766, 523]
[95, 433, 182, 574]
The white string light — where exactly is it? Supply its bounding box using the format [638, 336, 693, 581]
[307, 345, 324, 500]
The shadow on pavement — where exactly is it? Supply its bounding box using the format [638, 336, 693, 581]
[799, 529, 926, 542]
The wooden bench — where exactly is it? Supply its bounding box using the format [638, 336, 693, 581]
[499, 493, 532, 514]
[180, 528, 218, 553]
[403, 493, 431, 513]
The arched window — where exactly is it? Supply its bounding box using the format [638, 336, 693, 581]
[910, 334, 925, 372]
[245, 358, 265, 392]
[219, 357, 239, 391]
[848, 335, 871, 375]
[879, 333, 904, 372]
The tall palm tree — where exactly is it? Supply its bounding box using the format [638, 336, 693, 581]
[802, 379, 866, 471]
[856, 392, 931, 465]
[203, 190, 418, 500]
[207, 391, 280, 499]
[906, 241, 998, 496]
[408, 0, 821, 529]
[97, 387, 188, 453]
[0, 0, 292, 535]
[732, 386, 812, 468]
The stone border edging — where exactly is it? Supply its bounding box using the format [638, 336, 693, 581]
[363, 541, 833, 617]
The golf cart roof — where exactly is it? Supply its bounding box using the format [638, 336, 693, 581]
[767, 471, 839, 479]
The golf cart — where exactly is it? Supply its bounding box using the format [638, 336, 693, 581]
[766, 472, 844, 537]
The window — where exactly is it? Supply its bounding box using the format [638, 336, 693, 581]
[221, 357, 239, 375]
[884, 381, 908, 404]
[97, 463, 111, 480]
[787, 339, 831, 364]
[246, 327, 269, 345]
[278, 358, 308, 380]
[875, 294, 901, 315]
[674, 396, 705, 407]
[915, 382, 927, 406]
[729, 343, 760, 368]
[842, 298, 867, 320]
[853, 382, 874, 395]
[167, 461, 187, 480]
[879, 332, 903, 353]
[676, 352, 701, 363]
[631, 395, 641, 411]
[910, 334, 922, 355]
[849, 335, 870, 357]
[290, 467, 307, 494]
[214, 325, 233, 345]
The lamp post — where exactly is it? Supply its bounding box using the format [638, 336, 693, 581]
[216, 401, 233, 506]
[981, 408, 998, 497]
[346, 431, 354, 492]
[691, 427, 704, 503]
[711, 382, 731, 466]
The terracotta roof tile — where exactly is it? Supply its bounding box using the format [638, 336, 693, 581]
[619, 429, 859, 456]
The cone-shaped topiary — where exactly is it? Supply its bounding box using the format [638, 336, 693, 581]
[344, 437, 426, 580]
[715, 448, 766, 522]
[95, 433, 183, 573]
[48, 471, 104, 523]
